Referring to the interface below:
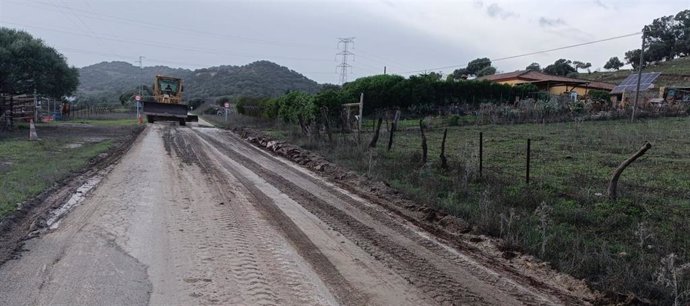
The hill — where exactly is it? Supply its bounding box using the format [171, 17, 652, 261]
[185, 61, 319, 99]
[77, 60, 320, 104]
[578, 56, 690, 86]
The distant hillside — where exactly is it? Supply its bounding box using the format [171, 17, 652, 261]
[78, 61, 192, 95]
[185, 61, 319, 99]
[77, 60, 320, 104]
[579, 56, 690, 86]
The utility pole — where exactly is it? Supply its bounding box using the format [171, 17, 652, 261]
[135, 56, 144, 122]
[336, 37, 355, 85]
[631, 32, 645, 122]
[135, 56, 145, 97]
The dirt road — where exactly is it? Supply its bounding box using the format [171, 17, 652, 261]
[0, 123, 585, 305]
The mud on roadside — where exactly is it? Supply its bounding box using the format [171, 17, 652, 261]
[232, 126, 599, 304]
[0, 125, 145, 264]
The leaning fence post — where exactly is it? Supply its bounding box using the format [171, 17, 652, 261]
[526, 138, 531, 185]
[479, 132, 483, 178]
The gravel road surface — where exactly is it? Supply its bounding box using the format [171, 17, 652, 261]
[0, 122, 581, 305]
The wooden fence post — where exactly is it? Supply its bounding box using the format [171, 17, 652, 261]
[479, 132, 483, 178]
[440, 128, 448, 169]
[420, 119, 427, 163]
[526, 138, 531, 185]
[369, 117, 383, 148]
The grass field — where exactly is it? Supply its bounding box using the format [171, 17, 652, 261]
[0, 119, 140, 217]
[258, 116, 690, 304]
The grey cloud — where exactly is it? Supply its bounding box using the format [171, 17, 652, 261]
[473, 0, 483, 8]
[538, 17, 566, 27]
[486, 3, 517, 19]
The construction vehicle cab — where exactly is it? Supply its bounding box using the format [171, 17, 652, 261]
[143, 76, 198, 125]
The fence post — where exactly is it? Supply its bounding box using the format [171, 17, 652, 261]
[479, 132, 483, 178]
[526, 138, 531, 185]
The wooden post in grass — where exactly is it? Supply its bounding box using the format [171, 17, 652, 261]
[369, 117, 383, 148]
[526, 138, 531, 185]
[440, 128, 448, 170]
[479, 132, 483, 178]
[387, 110, 400, 151]
[608, 142, 652, 200]
[420, 119, 428, 163]
[320, 106, 333, 143]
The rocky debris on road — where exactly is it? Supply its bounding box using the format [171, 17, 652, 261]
[233, 126, 599, 304]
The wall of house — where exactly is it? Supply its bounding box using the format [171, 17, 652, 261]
[496, 79, 611, 97]
[547, 85, 589, 96]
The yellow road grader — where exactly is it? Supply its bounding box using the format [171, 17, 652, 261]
[143, 75, 198, 125]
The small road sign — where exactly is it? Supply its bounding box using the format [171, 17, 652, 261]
[224, 102, 230, 108]
[135, 95, 141, 101]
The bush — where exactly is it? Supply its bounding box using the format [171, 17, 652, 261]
[446, 115, 461, 126]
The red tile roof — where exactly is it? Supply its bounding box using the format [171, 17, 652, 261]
[478, 70, 616, 91]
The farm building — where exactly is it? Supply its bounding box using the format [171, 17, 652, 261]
[610, 72, 690, 109]
[477, 70, 615, 97]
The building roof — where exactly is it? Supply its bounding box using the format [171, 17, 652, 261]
[478, 70, 616, 91]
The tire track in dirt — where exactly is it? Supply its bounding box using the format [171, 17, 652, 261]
[193, 127, 570, 305]
[165, 127, 337, 306]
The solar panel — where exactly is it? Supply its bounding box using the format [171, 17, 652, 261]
[611, 72, 661, 94]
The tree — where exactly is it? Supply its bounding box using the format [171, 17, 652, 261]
[422, 72, 443, 81]
[643, 15, 677, 62]
[0, 27, 79, 97]
[450, 68, 468, 80]
[625, 49, 644, 70]
[543, 59, 576, 76]
[676, 10, 690, 56]
[525, 63, 541, 72]
[119, 85, 153, 105]
[476, 66, 496, 77]
[604, 57, 624, 70]
[448, 58, 497, 80]
[625, 9, 690, 65]
[466, 58, 492, 76]
[572, 61, 592, 73]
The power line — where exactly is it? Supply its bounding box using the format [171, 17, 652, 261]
[6, 0, 329, 50]
[0, 21, 334, 63]
[336, 37, 355, 85]
[491, 32, 642, 62]
[401, 32, 642, 74]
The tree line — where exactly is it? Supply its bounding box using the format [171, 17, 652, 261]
[235, 73, 538, 127]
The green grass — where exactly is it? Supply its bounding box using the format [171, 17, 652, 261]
[265, 116, 690, 304]
[0, 138, 113, 216]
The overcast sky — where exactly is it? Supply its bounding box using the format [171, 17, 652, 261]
[1, 0, 688, 84]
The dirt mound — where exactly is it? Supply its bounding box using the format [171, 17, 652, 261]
[234, 127, 599, 304]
